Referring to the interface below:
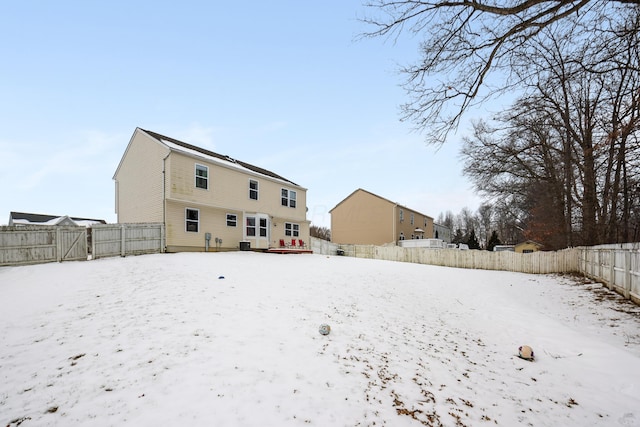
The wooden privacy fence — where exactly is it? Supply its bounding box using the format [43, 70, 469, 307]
[334, 243, 639, 304]
[0, 226, 87, 266]
[91, 223, 164, 259]
[0, 223, 164, 266]
[336, 244, 579, 274]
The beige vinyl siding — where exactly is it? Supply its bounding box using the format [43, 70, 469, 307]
[164, 153, 308, 250]
[331, 190, 395, 245]
[115, 128, 309, 252]
[167, 153, 306, 221]
[114, 131, 168, 223]
[165, 200, 246, 251]
[515, 241, 542, 253]
[271, 217, 310, 248]
[164, 201, 310, 251]
[396, 208, 434, 240]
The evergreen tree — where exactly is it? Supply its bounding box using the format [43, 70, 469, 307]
[452, 228, 464, 244]
[486, 230, 502, 252]
[467, 229, 481, 250]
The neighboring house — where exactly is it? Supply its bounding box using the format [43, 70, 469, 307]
[8, 212, 106, 227]
[330, 188, 434, 246]
[515, 240, 544, 253]
[433, 223, 452, 243]
[113, 128, 309, 252]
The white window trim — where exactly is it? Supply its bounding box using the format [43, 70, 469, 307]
[281, 188, 297, 208]
[249, 179, 259, 200]
[186, 208, 199, 233]
[195, 164, 209, 190]
[226, 213, 237, 227]
[285, 222, 300, 237]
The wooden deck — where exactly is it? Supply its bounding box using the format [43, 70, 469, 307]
[267, 247, 313, 254]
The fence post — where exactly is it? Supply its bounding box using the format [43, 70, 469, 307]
[56, 227, 62, 262]
[610, 249, 616, 291]
[624, 250, 631, 299]
[91, 227, 96, 259]
[121, 225, 126, 257]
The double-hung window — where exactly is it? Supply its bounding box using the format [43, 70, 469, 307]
[246, 216, 267, 237]
[249, 180, 258, 200]
[195, 164, 208, 189]
[281, 188, 297, 208]
[226, 214, 237, 227]
[246, 217, 256, 236]
[285, 222, 300, 237]
[186, 208, 199, 232]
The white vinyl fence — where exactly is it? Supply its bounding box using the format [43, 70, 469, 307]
[310, 237, 341, 255]
[577, 243, 640, 304]
[0, 223, 164, 266]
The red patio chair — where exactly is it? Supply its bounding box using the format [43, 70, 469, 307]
[279, 239, 287, 248]
[291, 239, 297, 247]
[298, 239, 305, 248]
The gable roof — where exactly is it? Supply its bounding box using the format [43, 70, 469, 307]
[9, 212, 107, 226]
[140, 128, 300, 187]
[330, 188, 433, 219]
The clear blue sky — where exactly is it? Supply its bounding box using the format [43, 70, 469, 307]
[0, 1, 482, 228]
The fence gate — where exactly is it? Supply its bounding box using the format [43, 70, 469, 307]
[57, 227, 88, 262]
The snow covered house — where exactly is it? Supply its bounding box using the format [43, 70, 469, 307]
[330, 188, 436, 246]
[113, 128, 309, 252]
[8, 212, 106, 227]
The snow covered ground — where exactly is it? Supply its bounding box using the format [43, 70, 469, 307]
[1, 252, 639, 427]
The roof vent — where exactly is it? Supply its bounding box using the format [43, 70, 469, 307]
[225, 155, 237, 163]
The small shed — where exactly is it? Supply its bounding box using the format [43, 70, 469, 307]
[515, 240, 544, 253]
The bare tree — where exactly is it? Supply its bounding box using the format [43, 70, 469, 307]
[461, 16, 640, 247]
[361, 0, 640, 144]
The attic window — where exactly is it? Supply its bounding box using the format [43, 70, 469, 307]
[195, 164, 208, 189]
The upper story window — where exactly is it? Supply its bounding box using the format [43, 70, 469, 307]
[249, 179, 259, 200]
[281, 188, 297, 208]
[424, 217, 428, 227]
[195, 164, 208, 189]
[399, 209, 404, 222]
[410, 213, 414, 225]
[186, 208, 199, 232]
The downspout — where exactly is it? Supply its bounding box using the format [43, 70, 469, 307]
[162, 152, 170, 251]
[393, 204, 397, 245]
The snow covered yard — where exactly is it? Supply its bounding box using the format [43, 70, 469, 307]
[1, 252, 639, 427]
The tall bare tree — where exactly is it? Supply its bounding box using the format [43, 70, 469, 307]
[362, 0, 640, 144]
[461, 16, 640, 247]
